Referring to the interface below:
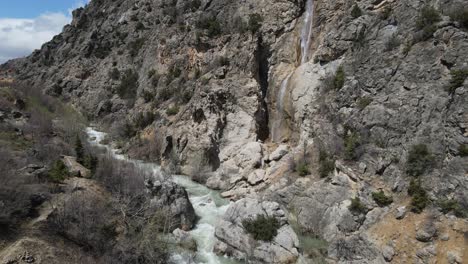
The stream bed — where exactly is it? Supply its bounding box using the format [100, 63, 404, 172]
[85, 127, 237, 264]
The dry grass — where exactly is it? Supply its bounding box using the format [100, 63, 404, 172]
[368, 199, 467, 263]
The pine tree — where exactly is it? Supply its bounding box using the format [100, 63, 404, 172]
[75, 135, 84, 164]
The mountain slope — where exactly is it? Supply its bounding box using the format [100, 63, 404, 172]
[2, 0, 467, 262]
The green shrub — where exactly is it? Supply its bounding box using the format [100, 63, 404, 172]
[438, 199, 466, 218]
[416, 6, 441, 30]
[197, 16, 221, 37]
[384, 34, 400, 51]
[348, 197, 367, 214]
[318, 150, 335, 178]
[185, 0, 201, 11]
[372, 190, 393, 207]
[128, 38, 146, 57]
[158, 87, 172, 101]
[134, 111, 155, 129]
[343, 128, 360, 160]
[151, 74, 160, 88]
[121, 120, 137, 139]
[135, 22, 146, 31]
[414, 6, 440, 42]
[141, 89, 154, 103]
[379, 6, 392, 20]
[232, 16, 248, 33]
[83, 154, 98, 174]
[169, 66, 181, 78]
[334, 66, 345, 90]
[117, 69, 139, 99]
[147, 69, 157, 79]
[48, 160, 68, 183]
[449, 8, 468, 29]
[166, 106, 179, 116]
[408, 179, 429, 213]
[216, 56, 230, 67]
[200, 77, 209, 85]
[405, 144, 434, 177]
[181, 89, 194, 104]
[248, 13, 263, 33]
[109, 68, 120, 80]
[446, 69, 468, 94]
[357, 97, 372, 110]
[295, 162, 310, 176]
[166, 66, 182, 85]
[74, 135, 84, 163]
[458, 144, 468, 156]
[242, 215, 280, 241]
[351, 4, 362, 18]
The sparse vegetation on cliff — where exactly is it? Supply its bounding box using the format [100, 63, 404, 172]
[405, 144, 434, 177]
[408, 179, 429, 213]
[242, 215, 280, 241]
[349, 197, 367, 214]
[372, 190, 393, 207]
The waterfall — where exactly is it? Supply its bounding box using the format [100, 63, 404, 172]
[272, 0, 314, 142]
[300, 0, 314, 64]
[277, 72, 293, 113]
[85, 127, 237, 264]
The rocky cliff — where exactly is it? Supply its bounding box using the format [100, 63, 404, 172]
[2, 0, 467, 263]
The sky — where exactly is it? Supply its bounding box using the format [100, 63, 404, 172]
[0, 0, 90, 63]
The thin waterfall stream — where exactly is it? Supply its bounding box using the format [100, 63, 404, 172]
[85, 128, 237, 264]
[300, 0, 315, 64]
[273, 0, 314, 142]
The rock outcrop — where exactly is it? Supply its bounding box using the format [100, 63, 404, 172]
[145, 172, 196, 231]
[2, 0, 467, 262]
[213, 198, 300, 263]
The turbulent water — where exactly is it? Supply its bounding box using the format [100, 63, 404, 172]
[85, 128, 237, 264]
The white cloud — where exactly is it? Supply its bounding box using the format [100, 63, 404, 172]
[68, 0, 91, 15]
[0, 0, 91, 63]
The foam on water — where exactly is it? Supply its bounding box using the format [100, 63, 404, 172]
[86, 127, 237, 264]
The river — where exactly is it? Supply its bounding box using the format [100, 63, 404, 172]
[85, 127, 238, 264]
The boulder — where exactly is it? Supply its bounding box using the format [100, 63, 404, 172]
[394, 206, 407, 220]
[447, 251, 462, 264]
[269, 145, 289, 161]
[382, 245, 394, 262]
[62, 156, 91, 178]
[172, 228, 197, 251]
[247, 169, 266, 185]
[213, 198, 299, 263]
[145, 175, 196, 231]
[234, 142, 263, 171]
[415, 220, 437, 242]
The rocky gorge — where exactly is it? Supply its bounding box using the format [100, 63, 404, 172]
[1, 0, 467, 263]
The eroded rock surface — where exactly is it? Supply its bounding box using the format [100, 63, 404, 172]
[214, 198, 299, 263]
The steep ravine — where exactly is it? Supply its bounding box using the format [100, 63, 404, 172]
[86, 128, 238, 264]
[2, 0, 467, 262]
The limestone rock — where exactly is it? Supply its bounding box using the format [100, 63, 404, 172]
[214, 198, 299, 263]
[269, 145, 289, 161]
[415, 221, 437, 242]
[145, 176, 196, 231]
[62, 156, 90, 178]
[447, 251, 462, 264]
[172, 228, 197, 251]
[382, 245, 394, 262]
[395, 206, 407, 220]
[247, 169, 266, 185]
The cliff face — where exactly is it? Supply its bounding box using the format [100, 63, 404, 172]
[3, 0, 468, 262]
